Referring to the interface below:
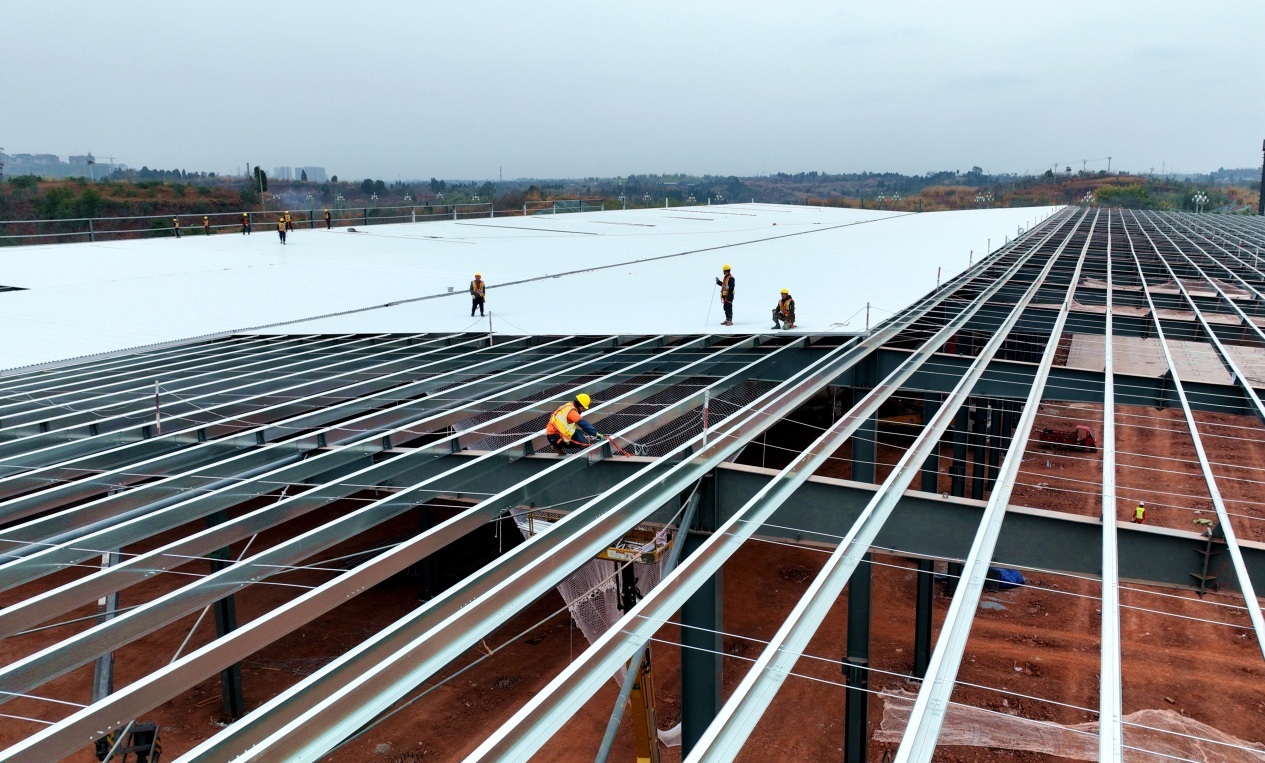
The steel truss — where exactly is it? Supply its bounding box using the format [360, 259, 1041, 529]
[0, 209, 1263, 762]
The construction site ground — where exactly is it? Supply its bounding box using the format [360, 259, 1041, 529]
[1, 404, 1263, 761]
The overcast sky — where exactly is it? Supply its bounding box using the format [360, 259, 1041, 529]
[3, 1, 1262, 181]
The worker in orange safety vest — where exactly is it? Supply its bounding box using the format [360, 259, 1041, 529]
[771, 288, 797, 330]
[470, 272, 486, 317]
[544, 393, 600, 455]
[715, 264, 735, 326]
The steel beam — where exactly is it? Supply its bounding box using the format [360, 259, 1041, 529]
[894, 209, 1098, 763]
[450, 210, 1085, 762]
[1097, 210, 1123, 763]
[178, 222, 1052, 763]
[0, 335, 800, 760]
[1119, 211, 1265, 656]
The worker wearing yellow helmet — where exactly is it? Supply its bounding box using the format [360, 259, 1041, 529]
[715, 264, 735, 326]
[470, 272, 486, 317]
[324, 208, 332, 229]
[544, 392, 600, 455]
[284, 210, 293, 232]
[277, 216, 287, 245]
[771, 288, 796, 330]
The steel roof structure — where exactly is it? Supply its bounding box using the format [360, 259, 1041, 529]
[0, 207, 1263, 762]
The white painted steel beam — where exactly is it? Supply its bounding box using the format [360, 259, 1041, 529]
[893, 209, 1097, 763]
[465, 208, 1087, 763]
[1097, 210, 1123, 763]
[1119, 211, 1265, 658]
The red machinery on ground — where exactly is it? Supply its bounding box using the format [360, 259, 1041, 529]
[1038, 424, 1098, 452]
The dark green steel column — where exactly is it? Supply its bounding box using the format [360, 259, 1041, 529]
[950, 404, 969, 498]
[207, 510, 245, 720]
[914, 558, 934, 678]
[851, 411, 877, 483]
[971, 403, 988, 500]
[843, 554, 872, 763]
[681, 471, 723, 756]
[921, 394, 942, 493]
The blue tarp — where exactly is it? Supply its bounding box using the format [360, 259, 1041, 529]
[987, 566, 1025, 589]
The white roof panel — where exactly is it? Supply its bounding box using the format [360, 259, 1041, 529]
[0, 203, 1060, 371]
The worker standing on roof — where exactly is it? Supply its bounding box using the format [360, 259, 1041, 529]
[278, 216, 287, 245]
[545, 393, 600, 455]
[716, 264, 735, 326]
[202, 216, 211, 236]
[284, 211, 293, 232]
[324, 209, 332, 229]
[172, 217, 181, 238]
[1133, 501, 1146, 524]
[241, 212, 251, 235]
[470, 272, 486, 317]
[772, 288, 797, 330]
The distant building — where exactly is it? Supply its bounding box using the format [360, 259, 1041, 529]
[296, 166, 327, 183]
[272, 166, 293, 181]
[3, 152, 118, 180]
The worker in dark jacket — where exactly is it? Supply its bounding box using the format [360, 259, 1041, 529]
[278, 216, 287, 244]
[324, 209, 332, 229]
[241, 212, 251, 234]
[771, 288, 796, 330]
[544, 393, 600, 454]
[284, 211, 293, 232]
[715, 264, 735, 326]
[470, 272, 486, 316]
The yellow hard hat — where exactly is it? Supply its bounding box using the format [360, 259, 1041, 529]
[575, 392, 591, 409]
[780, 288, 789, 294]
[722, 263, 731, 271]
[279, 216, 285, 221]
[474, 272, 481, 277]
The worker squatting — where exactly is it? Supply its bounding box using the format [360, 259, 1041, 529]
[716, 264, 797, 330]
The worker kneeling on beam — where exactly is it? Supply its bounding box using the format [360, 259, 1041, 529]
[545, 392, 600, 455]
[771, 288, 797, 330]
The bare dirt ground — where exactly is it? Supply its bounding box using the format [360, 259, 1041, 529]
[3, 402, 1264, 761]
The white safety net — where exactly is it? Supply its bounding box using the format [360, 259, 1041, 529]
[511, 507, 684, 748]
[875, 689, 1265, 763]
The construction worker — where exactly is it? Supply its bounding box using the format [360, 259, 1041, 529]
[470, 272, 486, 317]
[715, 264, 735, 326]
[545, 393, 600, 455]
[1133, 501, 1146, 524]
[284, 211, 293, 232]
[241, 212, 251, 235]
[772, 288, 797, 330]
[324, 209, 332, 229]
[202, 216, 211, 236]
[172, 217, 181, 238]
[277, 216, 287, 245]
